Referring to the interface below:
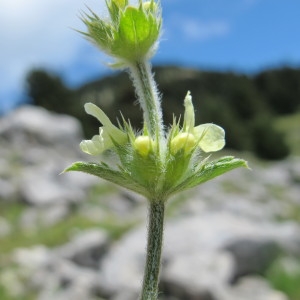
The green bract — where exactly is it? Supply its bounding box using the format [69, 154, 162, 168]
[81, 0, 161, 64]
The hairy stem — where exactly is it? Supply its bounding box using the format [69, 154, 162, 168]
[129, 61, 163, 142]
[140, 201, 165, 300]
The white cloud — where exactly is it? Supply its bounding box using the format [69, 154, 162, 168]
[0, 0, 107, 111]
[180, 18, 230, 41]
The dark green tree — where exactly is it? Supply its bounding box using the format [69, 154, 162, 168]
[255, 67, 300, 114]
[26, 69, 76, 115]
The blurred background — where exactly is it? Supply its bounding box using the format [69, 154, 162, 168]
[1, 0, 300, 300]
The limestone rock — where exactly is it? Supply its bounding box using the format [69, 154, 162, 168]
[99, 211, 300, 300]
[0, 105, 82, 147]
[54, 229, 110, 269]
[224, 238, 281, 283]
[220, 276, 288, 300]
[161, 251, 233, 300]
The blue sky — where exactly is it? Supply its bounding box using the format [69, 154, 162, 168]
[1, 0, 300, 114]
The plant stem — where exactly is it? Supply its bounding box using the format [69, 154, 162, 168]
[129, 59, 165, 300]
[140, 200, 165, 300]
[129, 61, 163, 142]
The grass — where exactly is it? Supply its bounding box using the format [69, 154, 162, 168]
[265, 258, 300, 300]
[277, 204, 300, 223]
[0, 285, 35, 300]
[0, 202, 24, 223]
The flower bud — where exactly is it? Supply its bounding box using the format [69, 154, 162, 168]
[170, 132, 196, 155]
[81, 0, 161, 63]
[134, 135, 154, 157]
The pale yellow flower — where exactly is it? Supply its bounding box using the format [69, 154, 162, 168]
[171, 92, 225, 154]
[80, 103, 127, 155]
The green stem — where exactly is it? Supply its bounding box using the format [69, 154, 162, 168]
[129, 61, 163, 142]
[140, 201, 165, 300]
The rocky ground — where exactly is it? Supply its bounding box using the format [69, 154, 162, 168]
[1, 105, 300, 300]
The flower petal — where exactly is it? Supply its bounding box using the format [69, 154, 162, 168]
[84, 103, 114, 127]
[194, 124, 225, 152]
[183, 91, 195, 132]
[80, 134, 105, 155]
[84, 103, 127, 147]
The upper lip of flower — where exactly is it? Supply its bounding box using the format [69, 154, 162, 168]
[181, 91, 225, 153]
[80, 103, 127, 155]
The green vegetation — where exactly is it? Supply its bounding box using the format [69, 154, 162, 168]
[0, 285, 35, 300]
[0, 202, 24, 224]
[266, 258, 300, 300]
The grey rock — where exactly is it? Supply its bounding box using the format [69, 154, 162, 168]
[161, 251, 233, 300]
[0, 178, 16, 201]
[100, 192, 144, 218]
[255, 162, 291, 187]
[19, 173, 85, 206]
[13, 245, 104, 300]
[164, 213, 298, 255]
[55, 229, 109, 269]
[223, 238, 281, 283]
[20, 205, 69, 229]
[100, 212, 300, 299]
[0, 105, 82, 147]
[100, 227, 146, 297]
[288, 158, 300, 183]
[35, 259, 101, 300]
[220, 276, 288, 300]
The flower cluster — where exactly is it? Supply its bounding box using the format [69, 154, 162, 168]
[80, 92, 224, 156]
[68, 92, 245, 201]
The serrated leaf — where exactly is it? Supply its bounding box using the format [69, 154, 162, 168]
[64, 161, 149, 197]
[169, 156, 248, 195]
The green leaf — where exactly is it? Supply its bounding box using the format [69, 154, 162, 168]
[169, 156, 248, 195]
[64, 161, 149, 197]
